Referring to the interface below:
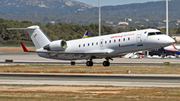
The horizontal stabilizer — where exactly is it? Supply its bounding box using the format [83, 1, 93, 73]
[7, 28, 36, 30]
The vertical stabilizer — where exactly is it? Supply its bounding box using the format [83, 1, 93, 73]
[7, 26, 51, 49]
[26, 26, 51, 49]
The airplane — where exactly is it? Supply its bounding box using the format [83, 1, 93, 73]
[82, 31, 88, 38]
[7, 26, 175, 67]
[149, 44, 180, 57]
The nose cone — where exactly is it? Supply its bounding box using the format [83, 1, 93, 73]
[158, 35, 175, 47]
[169, 37, 175, 43]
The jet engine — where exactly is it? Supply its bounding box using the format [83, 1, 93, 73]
[43, 40, 67, 51]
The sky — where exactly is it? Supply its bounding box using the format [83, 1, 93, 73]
[72, 0, 163, 7]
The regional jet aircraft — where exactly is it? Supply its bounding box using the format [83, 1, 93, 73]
[149, 44, 180, 57]
[7, 26, 175, 66]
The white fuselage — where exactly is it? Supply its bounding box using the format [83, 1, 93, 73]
[37, 29, 175, 60]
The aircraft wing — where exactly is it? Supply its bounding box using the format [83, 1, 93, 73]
[20, 42, 109, 55]
[35, 51, 108, 55]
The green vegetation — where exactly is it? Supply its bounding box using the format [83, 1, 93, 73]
[0, 0, 180, 27]
[0, 18, 180, 46]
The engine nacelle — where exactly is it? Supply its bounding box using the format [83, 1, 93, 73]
[43, 40, 67, 51]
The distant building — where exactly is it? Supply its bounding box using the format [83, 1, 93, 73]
[145, 19, 149, 21]
[50, 21, 55, 24]
[163, 20, 171, 22]
[125, 18, 132, 21]
[118, 22, 129, 25]
[77, 9, 84, 11]
[106, 21, 114, 24]
[128, 19, 132, 21]
[158, 26, 166, 29]
[159, 22, 163, 24]
[177, 20, 180, 23]
[171, 34, 180, 42]
[135, 21, 140, 23]
[109, 25, 116, 27]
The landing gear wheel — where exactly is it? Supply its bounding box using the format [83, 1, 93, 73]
[71, 61, 75, 65]
[86, 61, 93, 67]
[103, 61, 110, 67]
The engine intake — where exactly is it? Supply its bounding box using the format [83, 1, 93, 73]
[43, 40, 67, 51]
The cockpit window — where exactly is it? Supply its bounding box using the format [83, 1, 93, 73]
[156, 32, 165, 35]
[148, 32, 156, 36]
[148, 32, 164, 36]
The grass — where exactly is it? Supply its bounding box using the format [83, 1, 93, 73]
[0, 84, 180, 101]
[1, 64, 180, 74]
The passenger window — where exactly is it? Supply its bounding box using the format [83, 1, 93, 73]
[88, 43, 90, 46]
[123, 38, 125, 41]
[128, 37, 130, 40]
[109, 40, 111, 43]
[83, 44, 85, 47]
[96, 42, 98, 45]
[79, 45, 81, 47]
[105, 41, 107, 44]
[148, 32, 156, 36]
[92, 43, 94, 46]
[114, 39, 116, 42]
[119, 39, 120, 42]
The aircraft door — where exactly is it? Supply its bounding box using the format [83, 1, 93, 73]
[137, 34, 143, 46]
[100, 39, 103, 47]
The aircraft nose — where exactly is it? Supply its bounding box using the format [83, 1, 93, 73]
[168, 37, 175, 43]
[165, 36, 175, 45]
[158, 36, 175, 47]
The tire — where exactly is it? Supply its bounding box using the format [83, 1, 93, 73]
[103, 61, 110, 67]
[86, 61, 93, 67]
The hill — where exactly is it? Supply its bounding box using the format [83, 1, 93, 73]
[0, 0, 180, 27]
[0, 0, 94, 14]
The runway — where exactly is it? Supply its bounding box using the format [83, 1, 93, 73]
[0, 73, 180, 87]
[1, 52, 180, 65]
[1, 52, 180, 87]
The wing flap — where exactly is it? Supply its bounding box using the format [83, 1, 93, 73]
[20, 42, 110, 55]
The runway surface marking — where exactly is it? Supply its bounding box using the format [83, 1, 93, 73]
[0, 73, 180, 87]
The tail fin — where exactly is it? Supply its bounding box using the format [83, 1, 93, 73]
[7, 26, 51, 49]
[82, 31, 88, 39]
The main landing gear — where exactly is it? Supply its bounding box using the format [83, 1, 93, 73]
[86, 57, 112, 67]
[86, 58, 94, 67]
[102, 57, 112, 67]
[71, 61, 75, 65]
[86, 61, 93, 67]
[103, 61, 110, 67]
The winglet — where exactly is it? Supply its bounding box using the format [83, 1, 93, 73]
[20, 42, 35, 52]
[172, 43, 177, 49]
